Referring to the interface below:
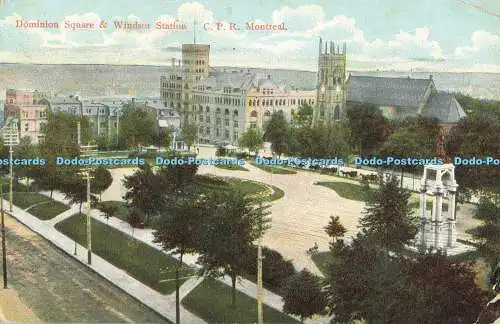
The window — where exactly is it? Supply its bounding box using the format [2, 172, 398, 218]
[216, 128, 220, 136]
[225, 119, 229, 126]
[24, 123, 29, 131]
[216, 118, 221, 125]
[264, 110, 271, 117]
[250, 110, 257, 117]
[200, 115, 204, 122]
[250, 122, 257, 128]
[206, 116, 211, 123]
[234, 120, 239, 127]
[234, 132, 239, 140]
[225, 130, 229, 139]
[206, 127, 210, 135]
[233, 109, 238, 116]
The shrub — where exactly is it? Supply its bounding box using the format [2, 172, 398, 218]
[128, 208, 144, 228]
[242, 246, 296, 294]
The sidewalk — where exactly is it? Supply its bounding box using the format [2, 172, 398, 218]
[37, 189, 331, 323]
[3, 198, 205, 324]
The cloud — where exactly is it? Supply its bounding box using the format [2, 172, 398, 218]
[455, 30, 500, 56]
[177, 2, 214, 23]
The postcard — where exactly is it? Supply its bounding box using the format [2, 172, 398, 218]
[0, 1, 499, 323]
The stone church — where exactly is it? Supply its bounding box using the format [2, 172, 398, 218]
[312, 38, 467, 132]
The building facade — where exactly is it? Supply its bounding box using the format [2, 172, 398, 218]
[160, 44, 315, 144]
[313, 38, 347, 125]
[19, 104, 47, 144]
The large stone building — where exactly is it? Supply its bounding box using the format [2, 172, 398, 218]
[310, 38, 466, 128]
[346, 74, 466, 131]
[160, 44, 316, 144]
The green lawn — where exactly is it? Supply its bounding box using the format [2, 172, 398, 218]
[3, 192, 53, 209]
[27, 201, 70, 220]
[55, 213, 192, 295]
[315, 181, 373, 202]
[269, 185, 285, 202]
[182, 278, 298, 323]
[215, 164, 249, 171]
[311, 251, 331, 275]
[250, 162, 297, 174]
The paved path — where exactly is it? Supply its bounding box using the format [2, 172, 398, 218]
[3, 198, 205, 324]
[40, 190, 330, 323]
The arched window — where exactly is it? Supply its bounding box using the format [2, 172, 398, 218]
[257, 100, 260, 106]
[264, 110, 271, 117]
[250, 110, 257, 117]
[249, 100, 252, 106]
[206, 106, 210, 113]
[216, 108, 221, 113]
[225, 109, 229, 115]
[184, 84, 189, 89]
[233, 110, 238, 116]
[334, 105, 340, 121]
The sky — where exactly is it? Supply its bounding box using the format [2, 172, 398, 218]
[0, 0, 499, 72]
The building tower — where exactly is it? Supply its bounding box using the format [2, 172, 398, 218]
[418, 164, 458, 251]
[313, 38, 347, 125]
[181, 44, 210, 125]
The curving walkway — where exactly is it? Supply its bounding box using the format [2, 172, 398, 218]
[40, 190, 330, 323]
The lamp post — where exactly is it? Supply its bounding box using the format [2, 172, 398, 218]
[78, 121, 98, 265]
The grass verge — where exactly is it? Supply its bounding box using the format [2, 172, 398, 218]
[28, 201, 70, 220]
[55, 213, 192, 295]
[250, 162, 297, 174]
[182, 277, 298, 323]
[315, 181, 372, 202]
[215, 164, 249, 171]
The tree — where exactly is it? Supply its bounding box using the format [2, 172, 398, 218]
[242, 246, 296, 293]
[359, 175, 419, 252]
[122, 163, 166, 225]
[119, 104, 158, 149]
[90, 167, 113, 201]
[380, 116, 440, 174]
[33, 112, 89, 198]
[470, 198, 500, 266]
[346, 103, 391, 155]
[13, 136, 38, 188]
[293, 103, 314, 128]
[152, 190, 207, 324]
[197, 190, 271, 306]
[164, 127, 174, 150]
[283, 269, 327, 323]
[404, 251, 489, 324]
[447, 114, 500, 200]
[264, 111, 289, 157]
[238, 128, 263, 156]
[325, 234, 420, 323]
[181, 122, 198, 150]
[60, 175, 96, 214]
[324, 215, 346, 242]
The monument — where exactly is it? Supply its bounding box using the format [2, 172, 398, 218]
[418, 134, 458, 251]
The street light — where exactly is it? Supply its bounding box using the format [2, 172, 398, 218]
[80, 145, 97, 265]
[77, 121, 98, 265]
